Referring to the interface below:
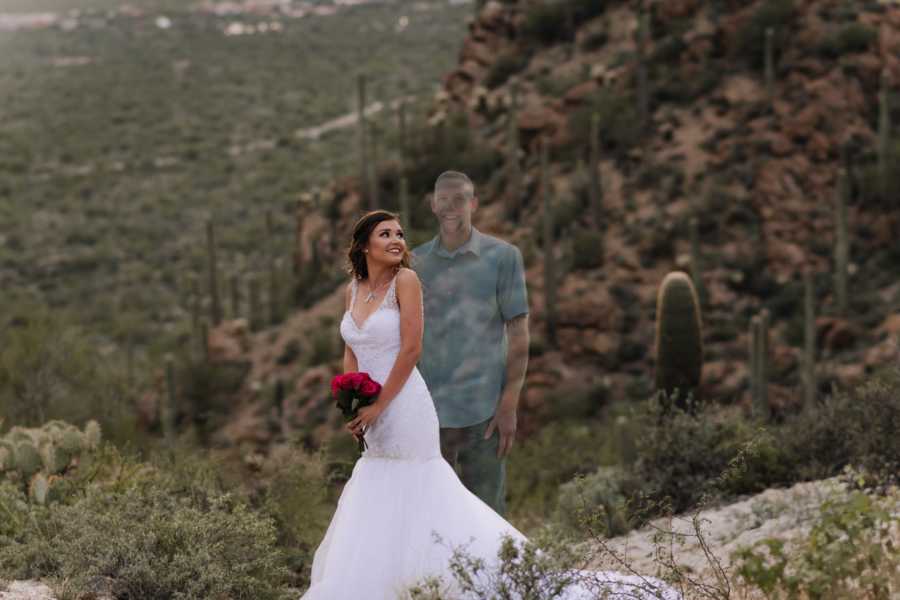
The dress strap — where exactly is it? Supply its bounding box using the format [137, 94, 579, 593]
[383, 273, 399, 310]
[349, 277, 358, 311]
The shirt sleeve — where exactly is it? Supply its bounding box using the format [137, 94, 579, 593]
[497, 244, 529, 321]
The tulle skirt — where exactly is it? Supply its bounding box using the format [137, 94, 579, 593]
[300, 455, 681, 600]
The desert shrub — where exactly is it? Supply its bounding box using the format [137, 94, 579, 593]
[506, 421, 606, 528]
[0, 304, 136, 443]
[405, 530, 586, 600]
[735, 0, 796, 69]
[579, 28, 608, 51]
[0, 434, 315, 599]
[734, 489, 900, 599]
[486, 51, 530, 89]
[556, 466, 633, 537]
[568, 89, 642, 158]
[624, 398, 796, 518]
[521, 1, 575, 45]
[570, 229, 604, 270]
[18, 487, 288, 599]
[857, 140, 900, 210]
[260, 447, 335, 590]
[782, 365, 900, 487]
[816, 22, 877, 58]
[402, 111, 503, 226]
[176, 356, 251, 439]
[277, 338, 302, 365]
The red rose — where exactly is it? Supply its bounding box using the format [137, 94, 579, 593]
[330, 374, 344, 397]
[359, 380, 381, 397]
[344, 372, 369, 391]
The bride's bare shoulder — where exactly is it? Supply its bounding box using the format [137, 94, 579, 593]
[395, 267, 420, 287]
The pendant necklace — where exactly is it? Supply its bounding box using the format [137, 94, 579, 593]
[363, 272, 393, 303]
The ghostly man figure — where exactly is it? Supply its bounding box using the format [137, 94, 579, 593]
[411, 170, 530, 516]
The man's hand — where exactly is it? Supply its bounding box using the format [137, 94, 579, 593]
[484, 394, 518, 458]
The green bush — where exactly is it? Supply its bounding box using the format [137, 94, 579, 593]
[485, 51, 530, 89]
[176, 357, 251, 439]
[570, 229, 604, 270]
[556, 466, 632, 537]
[568, 89, 642, 158]
[857, 141, 900, 210]
[783, 366, 900, 487]
[402, 111, 503, 226]
[816, 23, 877, 58]
[521, 1, 575, 45]
[6, 487, 290, 599]
[0, 304, 135, 440]
[735, 0, 795, 69]
[506, 421, 606, 529]
[0, 434, 342, 598]
[735, 489, 900, 599]
[260, 447, 336, 590]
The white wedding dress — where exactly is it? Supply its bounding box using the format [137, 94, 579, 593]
[300, 275, 681, 600]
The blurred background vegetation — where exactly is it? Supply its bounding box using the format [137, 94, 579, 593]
[2, 0, 900, 597]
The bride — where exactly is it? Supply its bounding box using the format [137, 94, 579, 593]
[300, 210, 681, 600]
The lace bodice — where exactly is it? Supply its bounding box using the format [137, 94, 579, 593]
[340, 273, 441, 461]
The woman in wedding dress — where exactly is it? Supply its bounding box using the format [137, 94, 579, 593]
[300, 210, 681, 600]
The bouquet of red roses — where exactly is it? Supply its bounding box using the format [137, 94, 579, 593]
[330, 371, 382, 452]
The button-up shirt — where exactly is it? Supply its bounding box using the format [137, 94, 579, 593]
[411, 226, 529, 428]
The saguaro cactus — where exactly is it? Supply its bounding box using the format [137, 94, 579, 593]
[229, 272, 240, 319]
[750, 309, 771, 420]
[540, 137, 558, 349]
[589, 112, 603, 229]
[802, 269, 817, 411]
[357, 73, 372, 209]
[764, 27, 775, 105]
[368, 114, 380, 209]
[399, 176, 410, 233]
[206, 219, 222, 326]
[397, 97, 408, 173]
[506, 81, 522, 221]
[654, 271, 704, 413]
[635, 8, 650, 133]
[266, 210, 280, 325]
[164, 354, 176, 442]
[878, 68, 891, 197]
[834, 168, 849, 315]
[248, 274, 261, 332]
[689, 215, 707, 310]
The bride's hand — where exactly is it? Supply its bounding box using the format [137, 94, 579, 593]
[347, 402, 384, 435]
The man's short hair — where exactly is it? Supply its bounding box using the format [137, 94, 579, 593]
[434, 171, 474, 196]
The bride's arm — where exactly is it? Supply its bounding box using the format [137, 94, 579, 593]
[372, 267, 423, 410]
[343, 281, 359, 373]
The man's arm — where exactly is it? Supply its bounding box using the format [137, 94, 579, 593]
[499, 314, 529, 412]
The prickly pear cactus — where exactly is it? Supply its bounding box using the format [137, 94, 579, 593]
[1, 419, 102, 497]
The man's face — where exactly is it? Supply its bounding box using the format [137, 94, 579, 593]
[431, 182, 477, 234]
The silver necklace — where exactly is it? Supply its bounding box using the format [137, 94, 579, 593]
[362, 272, 393, 303]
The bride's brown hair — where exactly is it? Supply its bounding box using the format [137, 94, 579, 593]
[345, 210, 412, 280]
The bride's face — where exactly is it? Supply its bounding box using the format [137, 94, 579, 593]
[365, 219, 406, 268]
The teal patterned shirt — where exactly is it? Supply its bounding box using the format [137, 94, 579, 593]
[411, 227, 529, 428]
